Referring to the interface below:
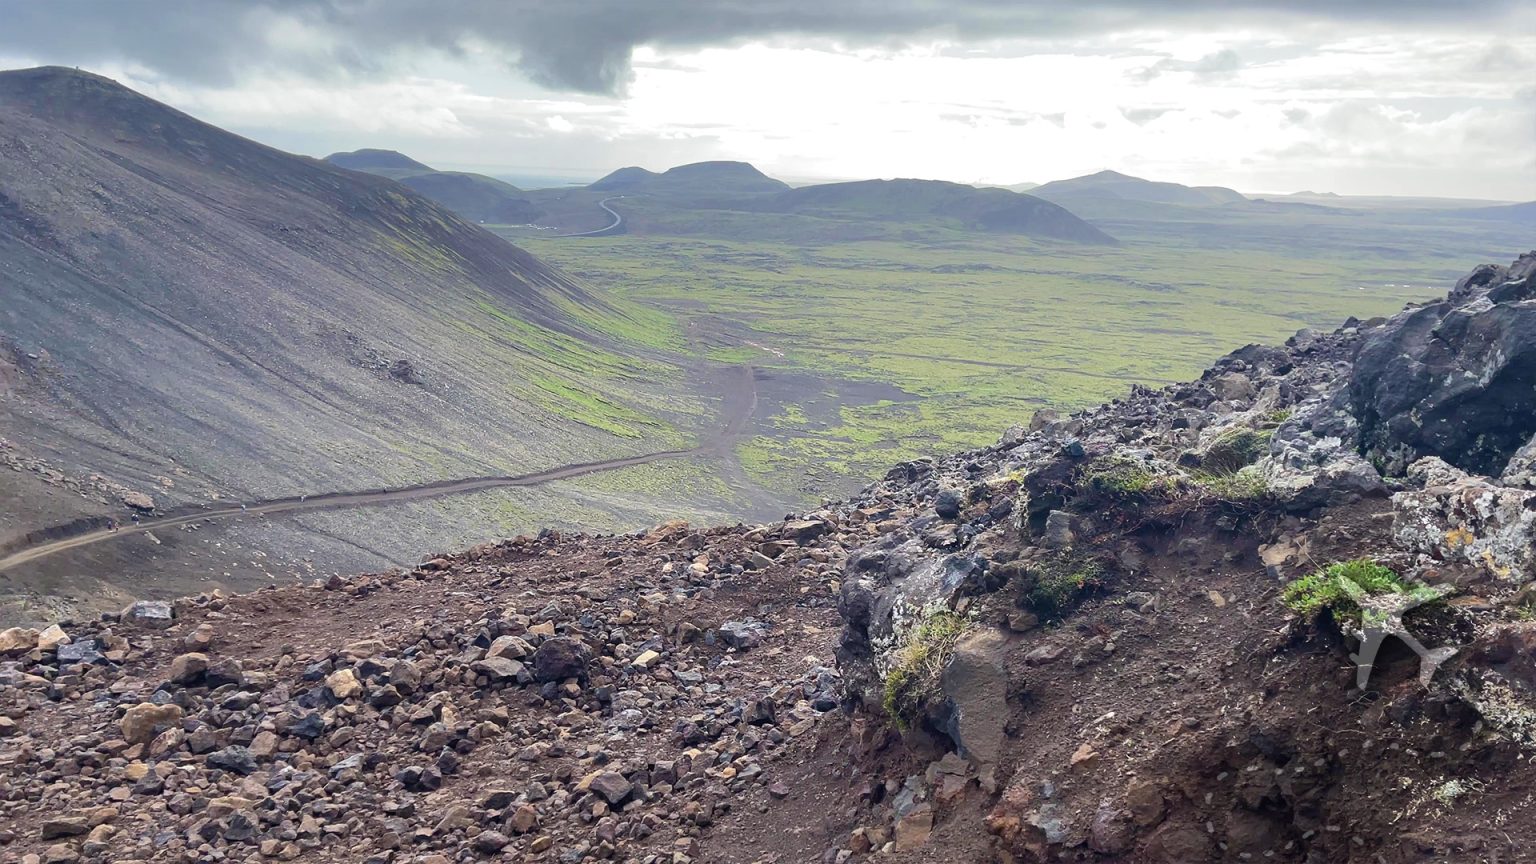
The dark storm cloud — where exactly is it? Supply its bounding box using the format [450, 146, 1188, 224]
[0, 0, 1521, 94]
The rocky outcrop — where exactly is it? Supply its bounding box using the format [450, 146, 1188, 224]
[1352, 253, 1536, 476]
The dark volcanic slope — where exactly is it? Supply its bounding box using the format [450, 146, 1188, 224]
[764, 178, 1117, 243]
[324, 148, 542, 224]
[0, 67, 679, 514]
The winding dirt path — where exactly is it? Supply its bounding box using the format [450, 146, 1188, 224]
[0, 364, 756, 573]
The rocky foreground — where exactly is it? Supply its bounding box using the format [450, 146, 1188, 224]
[2, 254, 1536, 863]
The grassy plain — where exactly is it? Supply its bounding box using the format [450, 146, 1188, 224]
[505, 201, 1531, 503]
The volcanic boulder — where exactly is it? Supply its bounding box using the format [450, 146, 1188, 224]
[531, 637, 592, 683]
[1351, 252, 1536, 477]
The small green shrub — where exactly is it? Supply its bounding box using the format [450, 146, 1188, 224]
[1260, 408, 1293, 427]
[882, 611, 968, 731]
[1080, 456, 1174, 497]
[1281, 559, 1440, 626]
[1201, 426, 1274, 473]
[1195, 465, 1270, 502]
[1026, 557, 1104, 619]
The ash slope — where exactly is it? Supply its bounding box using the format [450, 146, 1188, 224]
[0, 67, 685, 512]
[3, 256, 1536, 864]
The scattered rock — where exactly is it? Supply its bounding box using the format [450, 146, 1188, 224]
[531, 637, 591, 683]
[120, 703, 183, 745]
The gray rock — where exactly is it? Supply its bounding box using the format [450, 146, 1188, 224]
[587, 771, 632, 805]
[473, 830, 510, 854]
[718, 619, 766, 650]
[471, 656, 527, 681]
[121, 600, 174, 629]
[939, 629, 1009, 792]
[1209, 372, 1255, 402]
[55, 641, 102, 665]
[1500, 434, 1536, 489]
[206, 746, 259, 775]
[1042, 511, 1075, 549]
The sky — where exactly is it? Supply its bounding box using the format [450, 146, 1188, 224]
[2, 0, 1534, 199]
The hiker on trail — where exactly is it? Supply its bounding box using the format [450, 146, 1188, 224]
[300, 494, 306, 503]
[241, 503, 247, 512]
[131, 513, 140, 527]
[107, 519, 118, 533]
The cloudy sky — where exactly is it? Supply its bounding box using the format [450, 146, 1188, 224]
[3, 0, 1534, 198]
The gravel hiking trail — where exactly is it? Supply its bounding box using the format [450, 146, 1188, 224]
[0, 364, 756, 572]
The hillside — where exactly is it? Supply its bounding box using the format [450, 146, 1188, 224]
[589, 160, 789, 200]
[0, 67, 717, 615]
[760, 178, 1116, 243]
[2, 255, 1534, 863]
[1032, 169, 1247, 207]
[324, 148, 541, 224]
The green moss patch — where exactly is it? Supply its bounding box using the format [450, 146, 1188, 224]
[882, 611, 969, 731]
[1282, 559, 1441, 627]
[1080, 455, 1180, 499]
[1025, 556, 1105, 620]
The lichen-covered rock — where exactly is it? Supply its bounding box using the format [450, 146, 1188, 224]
[1262, 388, 1385, 511]
[1393, 457, 1536, 583]
[1501, 435, 1536, 489]
[835, 550, 987, 712]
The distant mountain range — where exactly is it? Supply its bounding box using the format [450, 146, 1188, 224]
[325, 148, 541, 224]
[567, 164, 1110, 242]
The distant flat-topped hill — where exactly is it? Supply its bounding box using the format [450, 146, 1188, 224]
[323, 147, 434, 177]
[1032, 169, 1247, 208]
[759, 178, 1116, 243]
[324, 148, 540, 224]
[589, 160, 790, 200]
